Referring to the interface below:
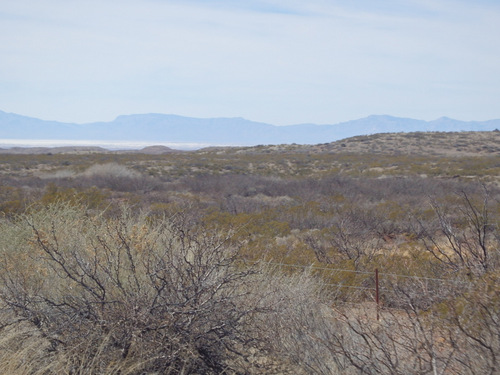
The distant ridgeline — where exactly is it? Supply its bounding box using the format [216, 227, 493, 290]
[1, 110, 499, 148]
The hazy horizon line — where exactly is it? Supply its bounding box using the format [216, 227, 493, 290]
[0, 139, 231, 151]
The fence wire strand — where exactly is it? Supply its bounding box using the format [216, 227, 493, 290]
[253, 260, 471, 285]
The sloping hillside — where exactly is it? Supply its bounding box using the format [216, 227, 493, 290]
[316, 130, 500, 156]
[219, 130, 500, 157]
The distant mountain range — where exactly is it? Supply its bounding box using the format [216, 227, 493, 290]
[1, 110, 499, 149]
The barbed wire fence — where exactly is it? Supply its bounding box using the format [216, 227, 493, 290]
[248, 260, 473, 319]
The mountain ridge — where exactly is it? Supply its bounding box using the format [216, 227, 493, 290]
[1, 110, 499, 149]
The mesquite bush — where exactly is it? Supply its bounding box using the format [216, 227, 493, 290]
[0, 203, 292, 374]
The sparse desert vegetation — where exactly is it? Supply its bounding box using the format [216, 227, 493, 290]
[0, 131, 500, 374]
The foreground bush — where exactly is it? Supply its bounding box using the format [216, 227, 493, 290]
[0, 203, 320, 374]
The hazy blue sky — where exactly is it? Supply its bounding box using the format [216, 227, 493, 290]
[1, 0, 499, 125]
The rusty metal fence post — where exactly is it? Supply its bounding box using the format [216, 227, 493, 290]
[375, 268, 380, 321]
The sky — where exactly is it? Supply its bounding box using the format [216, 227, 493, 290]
[1, 0, 500, 125]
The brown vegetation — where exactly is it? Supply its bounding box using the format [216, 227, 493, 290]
[0, 131, 499, 374]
